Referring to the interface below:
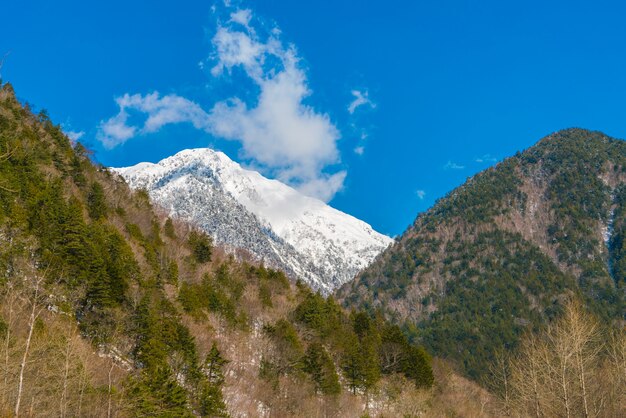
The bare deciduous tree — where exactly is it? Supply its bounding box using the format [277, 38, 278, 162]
[500, 300, 625, 418]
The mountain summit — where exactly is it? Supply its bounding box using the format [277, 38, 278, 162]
[114, 148, 393, 292]
[338, 128, 626, 378]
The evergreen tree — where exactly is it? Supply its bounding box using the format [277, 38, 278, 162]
[303, 342, 341, 395]
[342, 339, 364, 394]
[129, 367, 192, 417]
[189, 230, 213, 263]
[87, 181, 107, 220]
[203, 342, 228, 385]
[199, 342, 229, 417]
[402, 346, 434, 388]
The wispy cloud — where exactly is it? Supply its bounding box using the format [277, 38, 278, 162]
[443, 161, 465, 170]
[354, 146, 365, 155]
[347, 90, 375, 114]
[475, 154, 498, 163]
[96, 5, 345, 202]
[97, 109, 136, 149]
[416, 189, 426, 200]
[229, 8, 253, 30]
[96, 92, 210, 148]
[63, 129, 84, 143]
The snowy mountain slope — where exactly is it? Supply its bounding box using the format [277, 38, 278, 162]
[113, 148, 393, 292]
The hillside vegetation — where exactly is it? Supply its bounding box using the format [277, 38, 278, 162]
[0, 83, 508, 417]
[339, 128, 626, 381]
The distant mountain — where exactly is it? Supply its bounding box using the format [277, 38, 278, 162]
[338, 128, 626, 379]
[114, 149, 393, 292]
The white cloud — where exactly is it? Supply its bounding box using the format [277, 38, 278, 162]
[296, 171, 347, 203]
[207, 9, 344, 201]
[347, 90, 375, 114]
[97, 109, 136, 149]
[354, 146, 365, 155]
[230, 9, 253, 29]
[444, 161, 465, 170]
[210, 26, 265, 78]
[96, 6, 345, 202]
[64, 130, 84, 143]
[96, 92, 210, 149]
[416, 189, 426, 199]
[118, 92, 210, 133]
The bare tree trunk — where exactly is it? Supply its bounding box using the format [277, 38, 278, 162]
[108, 363, 115, 418]
[3, 289, 16, 388]
[576, 350, 589, 418]
[60, 326, 73, 418]
[559, 360, 571, 418]
[77, 364, 87, 418]
[14, 279, 41, 417]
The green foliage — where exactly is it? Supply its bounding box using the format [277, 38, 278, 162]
[125, 222, 163, 273]
[263, 319, 303, 374]
[293, 289, 433, 392]
[609, 185, 626, 314]
[302, 342, 341, 395]
[294, 291, 342, 338]
[188, 230, 213, 264]
[252, 264, 290, 308]
[419, 230, 575, 379]
[127, 367, 193, 417]
[380, 324, 434, 388]
[402, 345, 434, 389]
[87, 181, 107, 220]
[166, 259, 179, 285]
[199, 383, 229, 417]
[133, 293, 199, 374]
[179, 269, 247, 327]
[199, 343, 229, 417]
[341, 334, 380, 394]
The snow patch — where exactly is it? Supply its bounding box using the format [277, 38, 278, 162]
[113, 148, 393, 292]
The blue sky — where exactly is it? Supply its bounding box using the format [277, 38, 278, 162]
[2, 0, 626, 236]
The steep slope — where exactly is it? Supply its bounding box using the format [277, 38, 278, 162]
[338, 128, 626, 379]
[114, 149, 392, 292]
[0, 82, 448, 417]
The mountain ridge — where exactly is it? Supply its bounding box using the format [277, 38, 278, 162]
[338, 128, 626, 378]
[114, 148, 393, 292]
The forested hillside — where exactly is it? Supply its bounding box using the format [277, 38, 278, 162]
[339, 128, 626, 381]
[0, 82, 502, 417]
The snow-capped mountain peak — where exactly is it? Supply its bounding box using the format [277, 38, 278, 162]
[113, 148, 393, 292]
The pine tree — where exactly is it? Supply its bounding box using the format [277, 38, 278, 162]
[188, 230, 213, 263]
[87, 181, 107, 220]
[342, 337, 364, 394]
[303, 342, 341, 395]
[402, 345, 434, 388]
[199, 343, 229, 417]
[129, 367, 192, 417]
